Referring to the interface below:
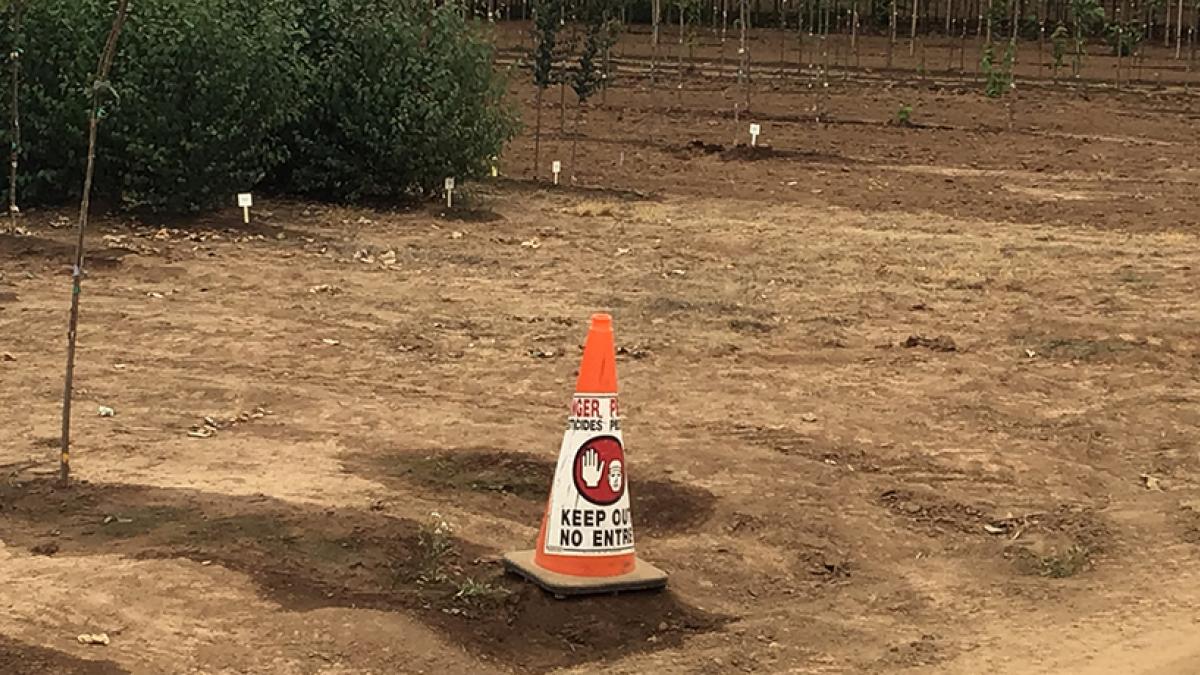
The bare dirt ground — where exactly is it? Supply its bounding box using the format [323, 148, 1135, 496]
[3, 26, 1200, 675]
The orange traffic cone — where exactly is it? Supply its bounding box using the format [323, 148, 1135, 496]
[503, 313, 668, 596]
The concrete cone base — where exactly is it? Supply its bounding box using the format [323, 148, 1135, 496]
[502, 550, 668, 597]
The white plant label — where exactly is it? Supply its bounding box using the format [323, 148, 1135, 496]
[750, 123, 761, 147]
[237, 193, 253, 224]
[552, 161, 562, 186]
[445, 177, 455, 208]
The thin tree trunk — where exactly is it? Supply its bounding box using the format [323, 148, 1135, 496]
[679, 3, 686, 90]
[8, 0, 21, 227]
[533, 86, 544, 179]
[559, 80, 567, 132]
[946, 0, 953, 33]
[851, 0, 858, 56]
[1166, 0, 1172, 47]
[889, 0, 898, 67]
[601, 42, 610, 106]
[961, 9, 968, 72]
[679, 1, 685, 44]
[1010, 0, 1019, 64]
[61, 0, 131, 488]
[1038, 0, 1046, 73]
[985, 0, 993, 43]
[1176, 0, 1185, 57]
[1073, 15, 1081, 78]
[779, 0, 787, 70]
[818, 37, 829, 121]
[570, 100, 583, 182]
[799, 0, 807, 66]
[740, 0, 751, 109]
[721, 0, 729, 77]
[1191, 22, 1196, 68]
[1116, 0, 1124, 87]
[910, 0, 919, 55]
[652, 0, 661, 82]
[948, 4, 958, 68]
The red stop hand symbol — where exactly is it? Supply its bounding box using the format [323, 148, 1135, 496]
[572, 436, 625, 506]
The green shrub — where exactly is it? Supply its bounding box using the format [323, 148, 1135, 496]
[2, 0, 516, 211]
[1104, 21, 1143, 57]
[1, 0, 307, 211]
[981, 42, 1016, 99]
[276, 1, 519, 201]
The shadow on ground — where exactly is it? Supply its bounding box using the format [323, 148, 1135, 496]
[0, 476, 726, 674]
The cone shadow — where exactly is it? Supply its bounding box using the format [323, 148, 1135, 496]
[342, 447, 718, 537]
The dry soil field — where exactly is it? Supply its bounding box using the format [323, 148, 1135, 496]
[2, 25, 1200, 675]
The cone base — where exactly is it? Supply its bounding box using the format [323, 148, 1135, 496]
[502, 550, 668, 597]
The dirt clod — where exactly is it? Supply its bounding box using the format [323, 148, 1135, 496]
[902, 335, 957, 352]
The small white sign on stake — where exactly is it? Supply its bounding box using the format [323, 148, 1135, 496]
[237, 193, 253, 224]
[445, 177, 456, 208]
[552, 161, 562, 186]
[749, 123, 761, 147]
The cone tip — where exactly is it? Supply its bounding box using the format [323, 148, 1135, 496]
[591, 313, 613, 330]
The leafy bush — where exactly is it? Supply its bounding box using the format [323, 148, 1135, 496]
[1051, 24, 1070, 69]
[1, 0, 517, 210]
[1105, 21, 1143, 57]
[1, 0, 307, 211]
[981, 42, 1016, 98]
[276, 0, 519, 201]
[1069, 0, 1106, 35]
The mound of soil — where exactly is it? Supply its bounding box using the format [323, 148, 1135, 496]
[678, 139, 726, 157]
[720, 144, 784, 162]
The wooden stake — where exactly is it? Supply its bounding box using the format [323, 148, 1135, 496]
[61, 0, 130, 488]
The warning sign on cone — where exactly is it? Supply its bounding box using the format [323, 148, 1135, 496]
[504, 313, 667, 596]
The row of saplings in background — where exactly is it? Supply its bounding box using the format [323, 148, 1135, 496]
[1, 0, 518, 212]
[892, 0, 1133, 129]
